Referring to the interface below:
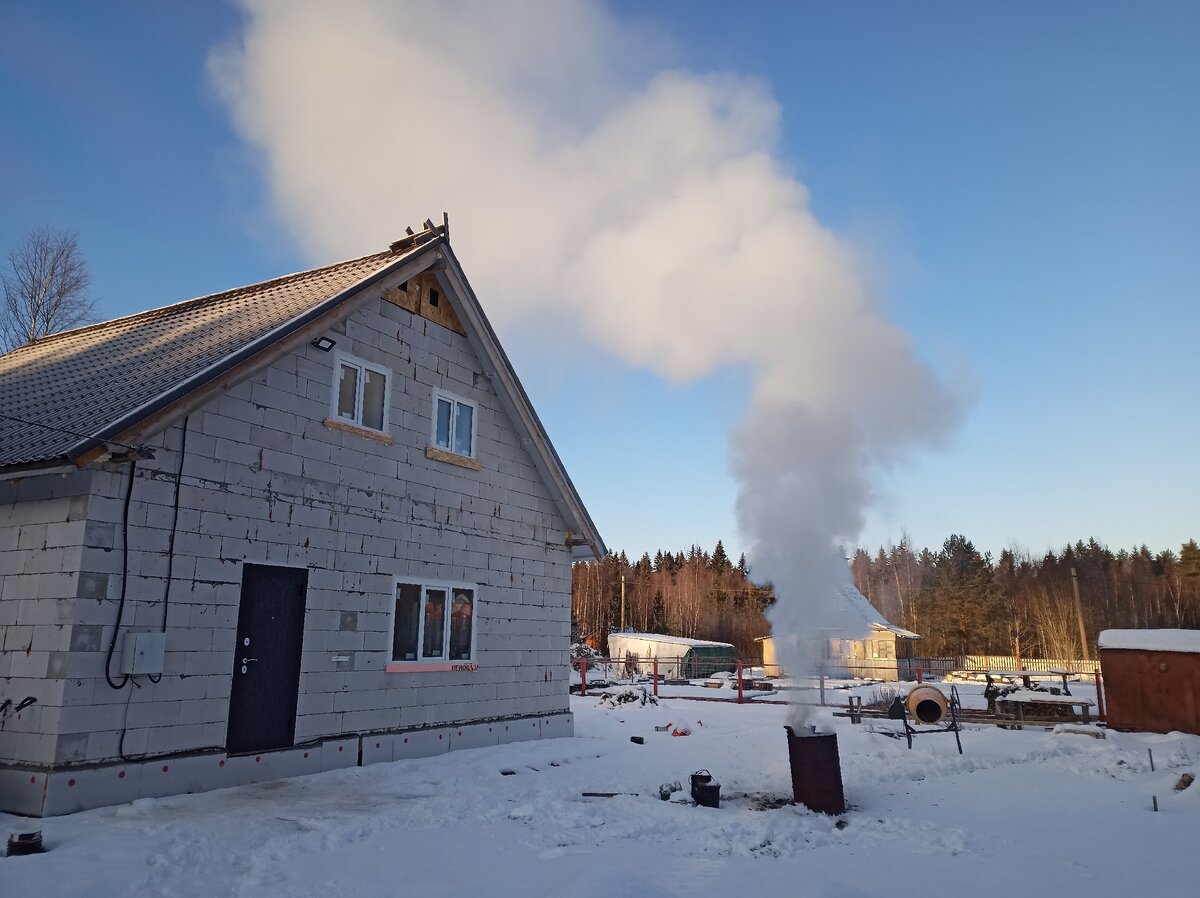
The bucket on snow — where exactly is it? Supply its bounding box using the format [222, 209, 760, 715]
[690, 770, 720, 808]
[7, 831, 45, 856]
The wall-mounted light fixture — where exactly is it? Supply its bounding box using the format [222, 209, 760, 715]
[311, 336, 337, 352]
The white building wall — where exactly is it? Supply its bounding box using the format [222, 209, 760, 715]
[8, 290, 574, 774]
[0, 472, 91, 766]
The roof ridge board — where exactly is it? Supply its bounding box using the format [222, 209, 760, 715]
[63, 238, 443, 461]
[0, 248, 398, 358]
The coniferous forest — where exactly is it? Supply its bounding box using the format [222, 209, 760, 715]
[571, 542, 775, 658]
[571, 536, 1200, 660]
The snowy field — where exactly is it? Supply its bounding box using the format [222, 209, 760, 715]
[4, 682, 1197, 898]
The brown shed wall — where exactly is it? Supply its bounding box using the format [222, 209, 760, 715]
[1100, 648, 1200, 735]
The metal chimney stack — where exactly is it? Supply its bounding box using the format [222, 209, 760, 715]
[784, 725, 846, 815]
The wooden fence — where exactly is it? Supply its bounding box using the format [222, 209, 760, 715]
[961, 655, 1101, 675]
[823, 655, 1101, 681]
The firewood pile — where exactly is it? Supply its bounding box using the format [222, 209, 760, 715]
[996, 696, 1076, 719]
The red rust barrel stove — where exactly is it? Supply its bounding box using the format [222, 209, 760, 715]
[784, 725, 846, 815]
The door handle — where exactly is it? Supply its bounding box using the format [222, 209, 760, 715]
[242, 657, 259, 664]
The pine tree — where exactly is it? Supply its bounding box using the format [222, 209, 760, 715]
[710, 540, 731, 573]
[931, 534, 996, 656]
[650, 590, 668, 633]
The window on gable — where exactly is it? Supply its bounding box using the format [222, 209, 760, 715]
[392, 581, 475, 662]
[334, 354, 390, 433]
[432, 389, 476, 457]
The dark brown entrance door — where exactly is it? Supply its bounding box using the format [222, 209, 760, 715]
[226, 563, 308, 755]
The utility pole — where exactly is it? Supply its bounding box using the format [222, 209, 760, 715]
[620, 575, 626, 633]
[1070, 567, 1090, 661]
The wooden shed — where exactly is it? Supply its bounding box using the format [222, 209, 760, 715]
[1098, 629, 1200, 735]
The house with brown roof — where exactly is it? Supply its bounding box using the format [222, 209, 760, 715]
[0, 219, 604, 815]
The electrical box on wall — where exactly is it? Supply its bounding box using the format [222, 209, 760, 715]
[120, 632, 166, 675]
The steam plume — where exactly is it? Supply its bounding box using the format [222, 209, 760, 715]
[211, 1, 961, 703]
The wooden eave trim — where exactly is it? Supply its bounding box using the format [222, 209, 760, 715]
[0, 460, 77, 480]
[73, 247, 443, 467]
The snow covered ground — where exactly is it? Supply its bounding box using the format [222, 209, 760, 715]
[4, 682, 1197, 897]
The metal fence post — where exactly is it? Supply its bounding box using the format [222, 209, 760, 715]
[653, 656, 658, 697]
[819, 672, 826, 706]
[916, 664, 923, 684]
[1094, 668, 1106, 723]
[580, 658, 587, 697]
[737, 659, 744, 705]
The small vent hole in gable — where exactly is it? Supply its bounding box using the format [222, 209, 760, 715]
[428, 288, 440, 308]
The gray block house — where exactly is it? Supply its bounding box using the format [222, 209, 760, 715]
[0, 220, 604, 816]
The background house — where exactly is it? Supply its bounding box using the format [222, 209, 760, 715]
[758, 584, 921, 681]
[0, 220, 604, 815]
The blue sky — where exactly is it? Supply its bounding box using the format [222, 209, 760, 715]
[2, 2, 1197, 562]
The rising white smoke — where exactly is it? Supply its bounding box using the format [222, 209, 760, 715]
[211, 0, 961, 709]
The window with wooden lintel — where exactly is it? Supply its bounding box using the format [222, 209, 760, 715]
[332, 353, 391, 434]
[432, 388, 476, 458]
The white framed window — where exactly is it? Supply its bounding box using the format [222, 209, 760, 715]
[333, 353, 391, 433]
[431, 389, 476, 458]
[391, 581, 476, 663]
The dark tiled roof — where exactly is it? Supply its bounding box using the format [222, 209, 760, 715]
[0, 246, 420, 468]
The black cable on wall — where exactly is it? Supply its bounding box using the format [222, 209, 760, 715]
[103, 462, 138, 690]
[147, 417, 189, 684]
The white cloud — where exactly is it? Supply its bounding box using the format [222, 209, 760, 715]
[211, 0, 962, 639]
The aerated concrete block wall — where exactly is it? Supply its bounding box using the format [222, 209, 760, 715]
[0, 470, 92, 766]
[11, 291, 574, 771]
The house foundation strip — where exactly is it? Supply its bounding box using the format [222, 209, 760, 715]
[0, 712, 573, 817]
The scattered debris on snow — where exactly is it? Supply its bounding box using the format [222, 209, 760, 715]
[598, 686, 658, 708]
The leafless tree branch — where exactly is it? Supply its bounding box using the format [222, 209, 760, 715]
[2, 226, 96, 352]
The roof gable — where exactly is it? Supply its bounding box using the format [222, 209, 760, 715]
[433, 252, 605, 560]
[0, 223, 605, 559]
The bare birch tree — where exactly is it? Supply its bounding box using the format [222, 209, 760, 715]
[2, 226, 96, 351]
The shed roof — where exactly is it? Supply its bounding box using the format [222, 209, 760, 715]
[608, 632, 735, 649]
[0, 222, 605, 560]
[1098, 629, 1200, 654]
